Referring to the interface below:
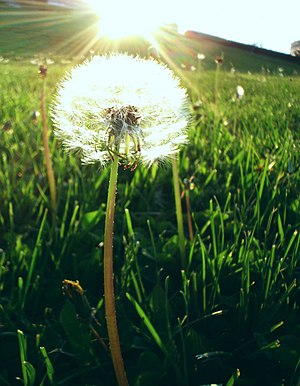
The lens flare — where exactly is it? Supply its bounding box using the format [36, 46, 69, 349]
[86, 0, 175, 41]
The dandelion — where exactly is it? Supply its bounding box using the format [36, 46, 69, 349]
[214, 56, 223, 105]
[196, 53, 205, 72]
[233, 86, 245, 134]
[46, 58, 55, 65]
[197, 53, 205, 60]
[51, 53, 191, 386]
[2, 120, 12, 130]
[51, 54, 190, 168]
[236, 85, 245, 100]
[214, 56, 223, 65]
[182, 176, 195, 241]
[193, 99, 203, 111]
[193, 99, 203, 121]
[31, 110, 40, 121]
[147, 44, 160, 61]
[30, 58, 39, 65]
[60, 58, 72, 64]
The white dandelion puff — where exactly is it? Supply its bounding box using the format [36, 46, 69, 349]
[236, 85, 245, 100]
[197, 53, 205, 60]
[51, 53, 191, 167]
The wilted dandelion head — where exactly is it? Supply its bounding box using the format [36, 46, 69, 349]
[39, 65, 47, 78]
[51, 53, 191, 167]
[215, 56, 223, 65]
[31, 110, 40, 121]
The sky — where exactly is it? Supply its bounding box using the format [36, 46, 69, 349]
[4, 0, 299, 54]
[158, 0, 300, 55]
[86, 0, 300, 55]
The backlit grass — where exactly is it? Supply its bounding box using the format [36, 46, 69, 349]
[1, 51, 300, 385]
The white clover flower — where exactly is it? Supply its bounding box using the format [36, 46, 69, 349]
[51, 53, 191, 167]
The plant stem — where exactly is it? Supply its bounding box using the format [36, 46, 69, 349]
[185, 190, 194, 242]
[233, 99, 238, 135]
[103, 155, 129, 386]
[214, 62, 220, 106]
[41, 76, 57, 215]
[172, 157, 185, 267]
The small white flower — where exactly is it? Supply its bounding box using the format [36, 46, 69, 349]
[236, 85, 245, 100]
[51, 53, 191, 167]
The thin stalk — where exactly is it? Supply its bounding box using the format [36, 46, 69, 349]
[185, 190, 194, 242]
[214, 63, 220, 105]
[214, 58, 222, 106]
[103, 155, 129, 386]
[41, 72, 57, 216]
[172, 157, 185, 267]
[233, 99, 238, 135]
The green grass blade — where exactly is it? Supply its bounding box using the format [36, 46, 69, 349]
[17, 330, 36, 386]
[22, 208, 48, 309]
[40, 346, 55, 385]
[126, 292, 167, 354]
[126, 292, 184, 385]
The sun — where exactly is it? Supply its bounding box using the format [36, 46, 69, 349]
[85, 0, 176, 41]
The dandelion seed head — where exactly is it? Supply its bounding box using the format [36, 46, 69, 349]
[197, 53, 205, 60]
[236, 85, 245, 100]
[51, 53, 191, 167]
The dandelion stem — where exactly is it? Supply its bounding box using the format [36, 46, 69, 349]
[172, 157, 185, 267]
[233, 98, 238, 135]
[41, 75, 57, 216]
[214, 62, 220, 106]
[185, 190, 194, 242]
[103, 154, 129, 386]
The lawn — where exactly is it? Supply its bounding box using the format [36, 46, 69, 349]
[1, 4, 300, 386]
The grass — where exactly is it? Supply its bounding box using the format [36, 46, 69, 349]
[1, 6, 300, 386]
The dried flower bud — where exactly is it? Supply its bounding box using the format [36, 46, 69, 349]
[39, 65, 47, 78]
[215, 56, 223, 65]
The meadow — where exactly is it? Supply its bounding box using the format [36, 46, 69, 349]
[1, 9, 300, 385]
